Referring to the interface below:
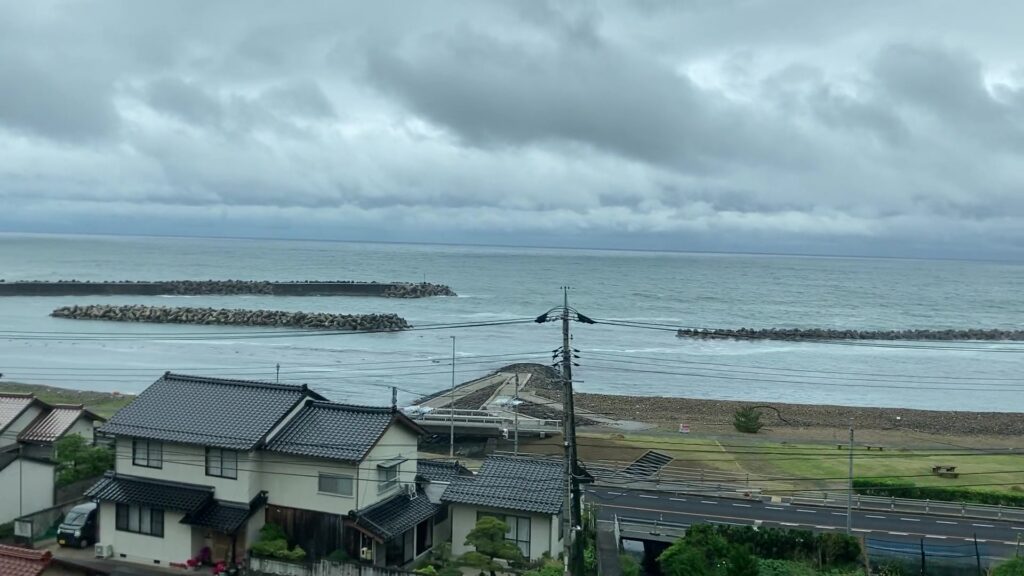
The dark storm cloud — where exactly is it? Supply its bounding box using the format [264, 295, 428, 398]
[1, 1, 1024, 258]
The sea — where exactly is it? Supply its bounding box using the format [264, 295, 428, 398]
[1, 233, 1023, 412]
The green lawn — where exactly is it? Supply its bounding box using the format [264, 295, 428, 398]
[0, 382, 133, 419]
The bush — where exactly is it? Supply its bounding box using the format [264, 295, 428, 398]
[853, 478, 1024, 507]
[415, 566, 438, 576]
[251, 523, 305, 562]
[733, 407, 764, 434]
[326, 549, 350, 563]
[55, 435, 114, 486]
[993, 557, 1024, 576]
[619, 555, 641, 576]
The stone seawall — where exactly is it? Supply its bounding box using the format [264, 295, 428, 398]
[676, 327, 1024, 341]
[0, 280, 456, 298]
[51, 304, 410, 331]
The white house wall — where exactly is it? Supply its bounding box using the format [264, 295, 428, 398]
[97, 502, 194, 567]
[0, 458, 55, 523]
[257, 451, 360, 515]
[449, 504, 556, 562]
[356, 424, 418, 509]
[65, 416, 96, 444]
[0, 405, 44, 449]
[115, 439, 258, 503]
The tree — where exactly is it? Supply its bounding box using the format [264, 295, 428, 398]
[462, 516, 523, 576]
[55, 434, 114, 486]
[725, 546, 759, 576]
[733, 407, 764, 434]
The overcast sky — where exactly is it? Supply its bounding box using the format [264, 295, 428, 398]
[2, 1, 1023, 259]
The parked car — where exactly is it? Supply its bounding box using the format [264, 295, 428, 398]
[57, 502, 98, 548]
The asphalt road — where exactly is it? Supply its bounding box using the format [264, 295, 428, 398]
[587, 486, 1024, 559]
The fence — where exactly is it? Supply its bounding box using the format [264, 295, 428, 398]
[790, 492, 1024, 523]
[865, 537, 991, 576]
[248, 557, 418, 576]
[14, 499, 86, 544]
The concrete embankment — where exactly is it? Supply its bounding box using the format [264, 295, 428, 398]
[0, 280, 456, 298]
[676, 327, 1024, 341]
[51, 304, 410, 331]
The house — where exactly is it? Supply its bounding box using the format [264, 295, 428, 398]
[0, 394, 105, 524]
[0, 544, 52, 576]
[442, 454, 565, 561]
[86, 372, 434, 570]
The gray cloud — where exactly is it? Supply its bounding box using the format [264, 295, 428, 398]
[1, 1, 1024, 259]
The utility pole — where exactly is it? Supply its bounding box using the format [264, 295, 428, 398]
[847, 418, 854, 535]
[449, 336, 456, 458]
[535, 290, 593, 576]
[275, 363, 280, 384]
[513, 372, 520, 456]
[561, 288, 583, 576]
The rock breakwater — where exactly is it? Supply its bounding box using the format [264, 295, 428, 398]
[0, 280, 456, 298]
[51, 304, 410, 331]
[676, 327, 1024, 342]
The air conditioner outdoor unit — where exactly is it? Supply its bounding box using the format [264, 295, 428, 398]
[404, 483, 417, 499]
[95, 544, 112, 558]
[360, 547, 373, 561]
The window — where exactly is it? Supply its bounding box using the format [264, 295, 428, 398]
[205, 448, 238, 479]
[115, 504, 164, 537]
[378, 464, 399, 493]
[132, 439, 162, 468]
[476, 512, 530, 558]
[318, 473, 354, 496]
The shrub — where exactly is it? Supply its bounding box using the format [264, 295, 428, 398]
[733, 407, 764, 434]
[326, 549, 350, 563]
[415, 566, 438, 576]
[993, 557, 1024, 576]
[619, 555, 641, 576]
[853, 478, 1024, 507]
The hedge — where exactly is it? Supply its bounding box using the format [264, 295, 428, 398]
[853, 478, 1024, 507]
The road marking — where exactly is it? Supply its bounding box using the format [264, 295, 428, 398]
[936, 521, 957, 525]
[815, 526, 832, 530]
[899, 518, 920, 522]
[925, 535, 946, 539]
[853, 528, 871, 533]
[731, 503, 751, 508]
[605, 492, 623, 496]
[765, 506, 784, 510]
[669, 498, 687, 502]
[638, 494, 659, 499]
[700, 500, 718, 505]
[888, 532, 909, 536]
[779, 522, 798, 526]
[1012, 527, 1024, 531]
[972, 523, 994, 528]
[796, 509, 817, 514]
[831, 512, 846, 516]
[866, 515, 887, 519]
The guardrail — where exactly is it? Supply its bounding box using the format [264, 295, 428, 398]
[411, 409, 562, 429]
[614, 515, 689, 542]
[789, 492, 1024, 523]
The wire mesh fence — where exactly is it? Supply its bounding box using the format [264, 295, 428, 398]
[865, 537, 989, 575]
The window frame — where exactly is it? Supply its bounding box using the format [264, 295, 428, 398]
[115, 503, 164, 538]
[317, 473, 354, 497]
[205, 447, 239, 479]
[131, 439, 163, 469]
[377, 463, 399, 493]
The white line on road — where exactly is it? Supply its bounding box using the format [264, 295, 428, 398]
[972, 524, 994, 528]
[796, 509, 817, 514]
[1012, 527, 1024, 531]
[831, 512, 846, 516]
[814, 526, 832, 530]
[731, 503, 751, 508]
[669, 498, 687, 502]
[779, 522, 798, 526]
[765, 506, 784, 510]
[888, 532, 909, 536]
[853, 529, 871, 533]
[638, 494, 659, 499]
[605, 492, 623, 496]
[926, 535, 947, 539]
[866, 515, 887, 519]
[700, 500, 718, 505]
[899, 518, 920, 522]
[936, 521, 957, 525]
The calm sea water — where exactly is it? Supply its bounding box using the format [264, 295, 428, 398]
[1, 233, 1022, 412]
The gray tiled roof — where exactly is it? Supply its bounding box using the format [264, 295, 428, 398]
[266, 401, 421, 462]
[183, 490, 266, 534]
[99, 372, 321, 450]
[442, 455, 564, 515]
[350, 491, 439, 541]
[85, 472, 213, 513]
[417, 460, 471, 483]
[18, 405, 103, 444]
[0, 394, 42, 434]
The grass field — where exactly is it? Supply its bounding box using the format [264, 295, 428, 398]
[570, 432, 1024, 495]
[0, 382, 134, 419]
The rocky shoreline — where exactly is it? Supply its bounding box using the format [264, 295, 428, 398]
[676, 327, 1024, 341]
[567, 391, 1024, 437]
[51, 304, 410, 331]
[0, 280, 456, 298]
